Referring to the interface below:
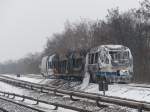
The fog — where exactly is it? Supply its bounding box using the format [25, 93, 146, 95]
[0, 0, 141, 62]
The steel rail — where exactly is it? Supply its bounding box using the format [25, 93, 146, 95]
[9, 77, 150, 105]
[0, 96, 46, 112]
[7, 76, 150, 104]
[129, 85, 150, 89]
[0, 91, 92, 112]
[0, 75, 150, 111]
[0, 76, 55, 88]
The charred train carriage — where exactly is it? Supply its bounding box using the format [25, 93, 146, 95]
[87, 45, 133, 83]
[40, 45, 133, 83]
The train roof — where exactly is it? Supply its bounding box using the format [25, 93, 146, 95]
[102, 45, 128, 50]
[89, 45, 129, 53]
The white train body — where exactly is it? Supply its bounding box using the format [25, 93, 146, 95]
[40, 54, 55, 76]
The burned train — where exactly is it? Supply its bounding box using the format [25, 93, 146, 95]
[40, 50, 86, 79]
[40, 45, 133, 83]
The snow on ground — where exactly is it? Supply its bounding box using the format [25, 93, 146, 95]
[84, 83, 150, 102]
[1, 74, 44, 83]
[2, 74, 150, 103]
[0, 78, 76, 112]
[1, 74, 150, 112]
[39, 79, 54, 85]
[17, 77, 43, 83]
[0, 81, 29, 95]
[80, 72, 90, 90]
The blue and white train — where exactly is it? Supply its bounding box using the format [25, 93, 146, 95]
[40, 45, 133, 83]
[86, 45, 133, 83]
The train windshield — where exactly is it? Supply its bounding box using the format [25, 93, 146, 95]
[109, 50, 130, 66]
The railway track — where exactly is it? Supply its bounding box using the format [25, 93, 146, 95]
[0, 75, 150, 112]
[0, 90, 101, 112]
[6, 74, 150, 89]
[0, 76, 109, 112]
[0, 95, 46, 112]
[128, 84, 150, 89]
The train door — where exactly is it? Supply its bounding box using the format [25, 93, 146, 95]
[88, 52, 99, 82]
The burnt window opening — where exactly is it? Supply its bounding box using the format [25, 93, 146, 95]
[88, 54, 91, 64]
[105, 58, 109, 64]
[109, 51, 117, 60]
[91, 54, 94, 64]
[48, 62, 54, 69]
[88, 53, 94, 64]
[94, 52, 98, 63]
[123, 51, 129, 59]
[88, 53, 98, 64]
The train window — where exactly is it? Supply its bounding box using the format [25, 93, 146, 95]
[72, 58, 75, 66]
[99, 52, 109, 64]
[74, 58, 82, 68]
[119, 53, 121, 59]
[50, 62, 54, 68]
[48, 62, 50, 68]
[88, 54, 91, 64]
[109, 51, 117, 60]
[91, 54, 94, 64]
[62, 60, 66, 72]
[48, 62, 53, 69]
[88, 53, 96, 64]
[123, 51, 129, 59]
[105, 58, 109, 64]
[94, 53, 98, 63]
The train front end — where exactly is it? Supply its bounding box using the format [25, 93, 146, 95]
[106, 45, 133, 83]
[88, 45, 133, 83]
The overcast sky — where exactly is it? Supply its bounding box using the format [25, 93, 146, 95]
[0, 0, 141, 62]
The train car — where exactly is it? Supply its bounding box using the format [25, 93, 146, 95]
[40, 54, 56, 77]
[56, 51, 85, 79]
[40, 50, 86, 79]
[40, 56, 49, 76]
[87, 45, 133, 83]
[40, 45, 133, 83]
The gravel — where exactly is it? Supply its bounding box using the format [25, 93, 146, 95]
[0, 99, 38, 112]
